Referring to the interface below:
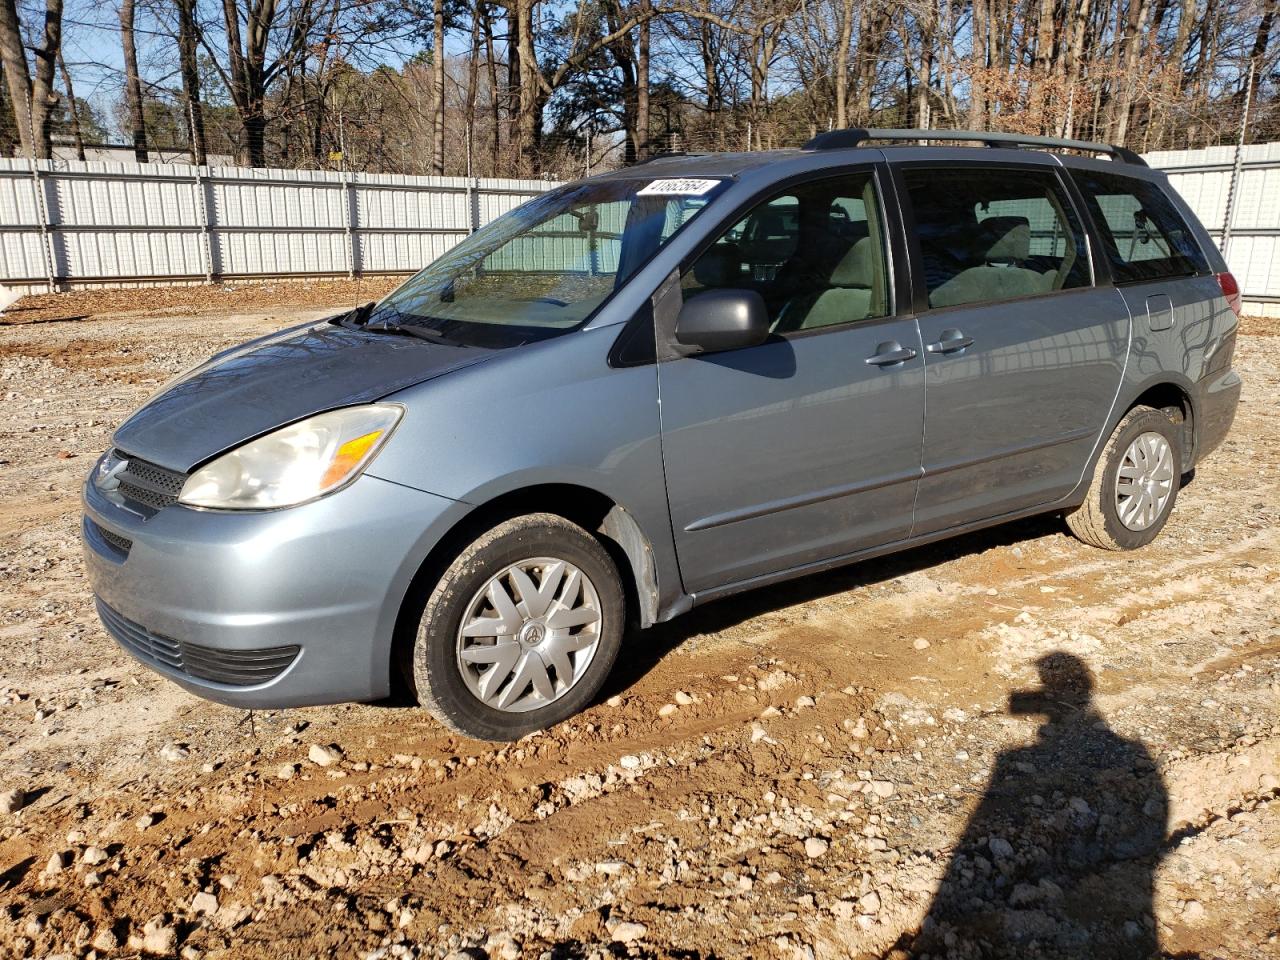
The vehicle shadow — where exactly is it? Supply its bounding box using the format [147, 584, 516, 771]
[884, 652, 1169, 960]
[601, 512, 1065, 699]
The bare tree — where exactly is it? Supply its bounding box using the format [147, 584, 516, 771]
[175, 0, 206, 163]
[433, 0, 446, 173]
[56, 44, 82, 158]
[120, 0, 148, 161]
[0, 0, 63, 158]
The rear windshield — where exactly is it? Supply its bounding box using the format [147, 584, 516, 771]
[1070, 170, 1209, 284]
[367, 177, 728, 348]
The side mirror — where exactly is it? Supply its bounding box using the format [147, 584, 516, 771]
[675, 288, 770, 354]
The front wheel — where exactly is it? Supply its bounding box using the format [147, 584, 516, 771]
[1066, 406, 1182, 551]
[410, 513, 625, 741]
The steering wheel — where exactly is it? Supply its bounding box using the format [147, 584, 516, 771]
[514, 296, 569, 307]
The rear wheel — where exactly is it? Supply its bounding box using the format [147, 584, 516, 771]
[1066, 406, 1182, 551]
[410, 513, 624, 741]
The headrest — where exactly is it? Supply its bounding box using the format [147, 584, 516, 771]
[693, 244, 740, 287]
[979, 216, 1031, 263]
[829, 238, 874, 287]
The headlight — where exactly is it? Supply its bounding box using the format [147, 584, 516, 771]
[178, 405, 403, 510]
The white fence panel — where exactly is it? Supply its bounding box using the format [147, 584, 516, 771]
[0, 158, 556, 292]
[2, 150, 1278, 312]
[1148, 141, 1280, 314]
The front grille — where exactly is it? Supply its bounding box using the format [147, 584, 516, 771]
[97, 598, 182, 671]
[95, 599, 299, 687]
[86, 519, 133, 557]
[115, 452, 186, 511]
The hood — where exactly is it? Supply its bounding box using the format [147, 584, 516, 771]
[112, 320, 495, 472]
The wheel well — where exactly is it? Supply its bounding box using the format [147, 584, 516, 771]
[1131, 383, 1195, 470]
[389, 484, 655, 695]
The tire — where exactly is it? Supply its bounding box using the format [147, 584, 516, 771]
[1066, 406, 1182, 551]
[410, 513, 625, 741]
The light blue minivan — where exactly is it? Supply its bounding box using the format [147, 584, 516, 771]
[83, 130, 1242, 740]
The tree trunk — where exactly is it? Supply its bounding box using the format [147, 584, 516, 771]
[0, 0, 61, 158]
[697, 19, 722, 148]
[433, 0, 445, 174]
[28, 0, 60, 159]
[916, 0, 935, 128]
[176, 0, 206, 164]
[0, 56, 15, 155]
[854, 3, 883, 124]
[507, 2, 521, 160]
[221, 0, 276, 167]
[514, 0, 541, 174]
[465, 0, 481, 175]
[243, 112, 266, 167]
[1030, 0, 1056, 124]
[636, 0, 650, 159]
[56, 45, 83, 159]
[834, 0, 854, 127]
[970, 0, 988, 129]
[0, 0, 34, 156]
[1245, 0, 1276, 98]
[1111, 0, 1152, 144]
[483, 2, 500, 171]
[936, 0, 959, 125]
[120, 0, 148, 161]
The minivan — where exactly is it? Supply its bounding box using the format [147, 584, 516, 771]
[83, 129, 1243, 741]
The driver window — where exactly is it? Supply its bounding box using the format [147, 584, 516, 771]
[682, 173, 891, 333]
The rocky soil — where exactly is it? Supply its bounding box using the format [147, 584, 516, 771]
[0, 289, 1277, 960]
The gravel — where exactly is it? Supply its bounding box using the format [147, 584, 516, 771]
[0, 297, 1275, 959]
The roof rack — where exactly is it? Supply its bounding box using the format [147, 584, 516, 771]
[802, 128, 1147, 167]
[634, 151, 702, 165]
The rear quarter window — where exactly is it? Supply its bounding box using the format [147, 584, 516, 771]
[1071, 170, 1209, 284]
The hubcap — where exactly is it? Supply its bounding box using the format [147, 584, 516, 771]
[455, 557, 602, 713]
[1114, 431, 1175, 531]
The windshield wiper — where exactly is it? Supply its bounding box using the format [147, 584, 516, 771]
[332, 303, 460, 346]
[368, 320, 464, 347]
[330, 301, 374, 328]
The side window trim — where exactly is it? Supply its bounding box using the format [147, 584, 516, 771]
[673, 164, 901, 340]
[890, 159, 1095, 314]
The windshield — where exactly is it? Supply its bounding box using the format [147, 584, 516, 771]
[366, 176, 728, 348]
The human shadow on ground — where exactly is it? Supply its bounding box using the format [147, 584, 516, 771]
[890, 652, 1169, 960]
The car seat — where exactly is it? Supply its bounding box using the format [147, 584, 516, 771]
[929, 216, 1051, 308]
[773, 237, 883, 331]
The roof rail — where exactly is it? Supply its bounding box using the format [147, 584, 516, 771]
[803, 128, 1147, 167]
[633, 151, 702, 165]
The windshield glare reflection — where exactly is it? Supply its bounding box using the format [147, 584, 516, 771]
[366, 177, 727, 349]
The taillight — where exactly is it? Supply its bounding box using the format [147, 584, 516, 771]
[1216, 272, 1242, 317]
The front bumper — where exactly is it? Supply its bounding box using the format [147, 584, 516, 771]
[83, 471, 468, 708]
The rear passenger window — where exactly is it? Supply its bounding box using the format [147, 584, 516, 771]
[683, 172, 890, 332]
[902, 168, 1090, 309]
[1070, 170, 1209, 283]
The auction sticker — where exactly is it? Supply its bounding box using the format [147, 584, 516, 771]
[637, 178, 722, 196]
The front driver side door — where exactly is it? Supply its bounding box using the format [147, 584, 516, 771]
[656, 168, 926, 595]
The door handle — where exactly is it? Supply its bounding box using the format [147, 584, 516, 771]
[865, 341, 918, 366]
[926, 329, 974, 354]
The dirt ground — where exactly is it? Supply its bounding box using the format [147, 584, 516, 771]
[0, 285, 1277, 960]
